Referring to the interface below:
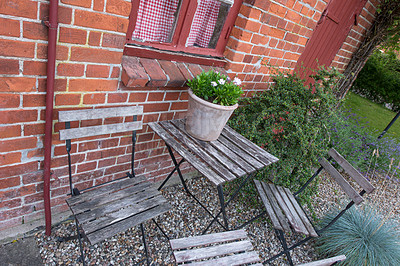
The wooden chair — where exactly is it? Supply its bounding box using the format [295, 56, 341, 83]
[58, 106, 171, 265]
[169, 229, 262, 265]
[242, 148, 374, 265]
[297, 255, 346, 266]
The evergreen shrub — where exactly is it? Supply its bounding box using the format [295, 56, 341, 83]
[228, 68, 341, 202]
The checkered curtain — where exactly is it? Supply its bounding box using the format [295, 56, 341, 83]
[132, 0, 180, 42]
[187, 0, 221, 48]
[132, 0, 221, 48]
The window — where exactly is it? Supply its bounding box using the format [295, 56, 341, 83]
[125, 0, 242, 63]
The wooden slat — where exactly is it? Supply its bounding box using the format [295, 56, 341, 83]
[223, 127, 279, 164]
[270, 184, 309, 235]
[283, 187, 318, 237]
[217, 135, 264, 170]
[296, 255, 346, 266]
[69, 182, 155, 215]
[67, 176, 147, 206]
[170, 229, 248, 250]
[189, 251, 261, 266]
[87, 203, 170, 245]
[254, 180, 285, 231]
[80, 195, 169, 234]
[58, 106, 143, 122]
[149, 122, 225, 185]
[258, 180, 291, 232]
[59, 121, 142, 140]
[209, 136, 256, 174]
[328, 148, 375, 193]
[161, 121, 236, 182]
[319, 158, 364, 205]
[172, 119, 247, 177]
[223, 126, 279, 164]
[76, 186, 161, 225]
[173, 240, 253, 263]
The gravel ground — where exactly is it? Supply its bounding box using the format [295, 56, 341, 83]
[35, 173, 400, 265]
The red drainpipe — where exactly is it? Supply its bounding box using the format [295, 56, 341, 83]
[43, 0, 58, 236]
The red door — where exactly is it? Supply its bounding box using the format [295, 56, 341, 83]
[294, 0, 367, 81]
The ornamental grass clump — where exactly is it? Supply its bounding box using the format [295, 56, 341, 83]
[316, 205, 400, 266]
[187, 69, 243, 106]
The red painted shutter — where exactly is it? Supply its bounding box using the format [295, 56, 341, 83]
[295, 0, 367, 81]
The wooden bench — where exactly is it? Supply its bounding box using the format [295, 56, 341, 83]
[297, 255, 346, 266]
[251, 148, 374, 265]
[59, 106, 171, 265]
[169, 229, 262, 265]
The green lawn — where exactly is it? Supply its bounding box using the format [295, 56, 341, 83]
[342, 92, 400, 139]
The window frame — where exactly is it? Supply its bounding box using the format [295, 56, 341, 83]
[124, 0, 243, 65]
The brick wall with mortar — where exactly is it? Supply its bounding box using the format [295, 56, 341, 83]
[225, 0, 378, 96]
[0, 0, 377, 234]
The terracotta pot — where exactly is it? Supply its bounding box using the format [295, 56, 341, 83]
[185, 89, 238, 141]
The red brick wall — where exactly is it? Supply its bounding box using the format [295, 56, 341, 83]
[225, 0, 378, 96]
[0, 0, 377, 233]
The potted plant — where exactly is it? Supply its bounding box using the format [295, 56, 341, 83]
[186, 69, 243, 141]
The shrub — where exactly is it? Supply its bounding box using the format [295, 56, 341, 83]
[316, 205, 400, 265]
[228, 68, 341, 202]
[186, 70, 243, 106]
[352, 50, 400, 112]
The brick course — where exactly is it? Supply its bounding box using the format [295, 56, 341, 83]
[0, 0, 378, 235]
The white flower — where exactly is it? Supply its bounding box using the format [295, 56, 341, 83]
[233, 77, 242, 86]
[211, 81, 218, 87]
[218, 79, 226, 85]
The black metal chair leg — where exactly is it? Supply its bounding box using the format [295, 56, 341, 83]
[74, 218, 86, 266]
[140, 223, 150, 266]
[152, 218, 169, 240]
[277, 229, 294, 266]
[217, 185, 229, 230]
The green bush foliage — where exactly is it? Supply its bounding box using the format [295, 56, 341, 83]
[228, 68, 341, 201]
[316, 205, 400, 265]
[187, 70, 243, 106]
[352, 50, 400, 112]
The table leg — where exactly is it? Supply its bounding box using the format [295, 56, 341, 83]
[202, 173, 255, 234]
[217, 185, 229, 230]
[165, 143, 227, 231]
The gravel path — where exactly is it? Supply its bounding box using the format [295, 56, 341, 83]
[35, 173, 400, 265]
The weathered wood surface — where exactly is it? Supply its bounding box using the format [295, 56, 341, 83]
[170, 229, 248, 250]
[160, 121, 237, 181]
[58, 106, 143, 122]
[222, 126, 279, 166]
[284, 187, 318, 237]
[172, 119, 246, 177]
[88, 203, 170, 244]
[149, 119, 278, 186]
[255, 180, 317, 237]
[149, 122, 225, 185]
[296, 255, 346, 266]
[328, 148, 375, 193]
[189, 252, 261, 266]
[67, 176, 171, 245]
[319, 158, 364, 205]
[254, 180, 289, 232]
[170, 229, 260, 265]
[59, 121, 142, 140]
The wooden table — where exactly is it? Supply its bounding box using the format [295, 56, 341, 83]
[149, 119, 278, 232]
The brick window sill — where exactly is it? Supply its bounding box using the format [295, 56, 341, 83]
[121, 56, 228, 88]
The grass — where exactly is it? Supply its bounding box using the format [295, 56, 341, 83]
[343, 91, 400, 140]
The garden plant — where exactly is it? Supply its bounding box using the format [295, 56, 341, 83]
[316, 204, 400, 265]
